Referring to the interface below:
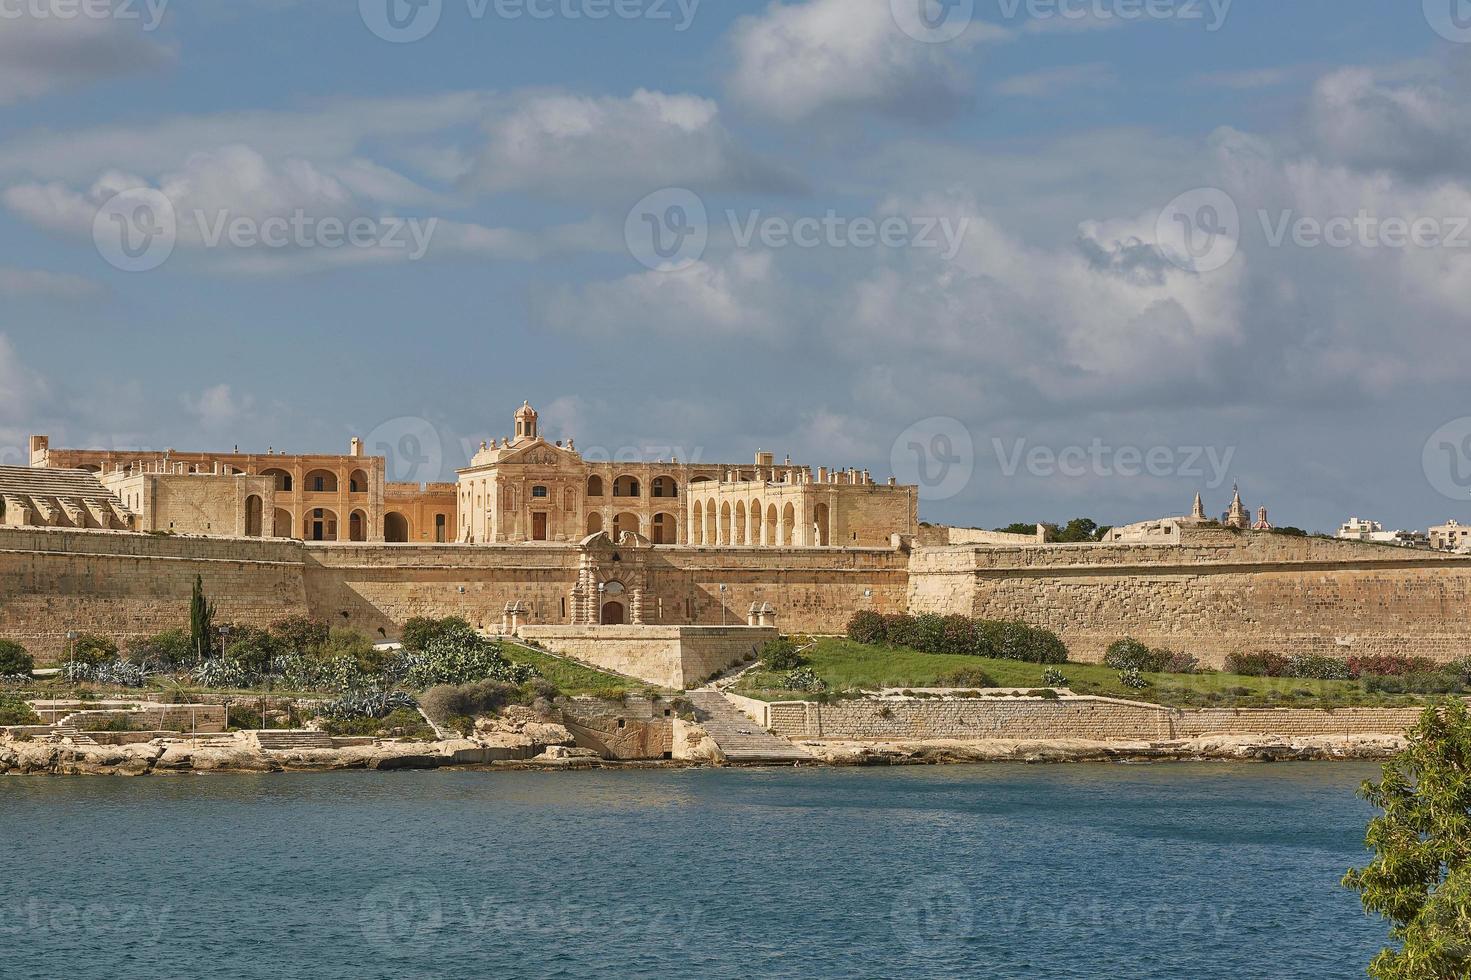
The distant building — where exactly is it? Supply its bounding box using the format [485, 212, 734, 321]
[1337, 518, 1426, 548]
[1430, 520, 1471, 552]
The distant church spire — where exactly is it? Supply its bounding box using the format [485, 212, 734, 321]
[1191, 492, 1206, 521]
[1225, 483, 1249, 529]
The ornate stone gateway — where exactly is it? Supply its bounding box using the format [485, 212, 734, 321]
[570, 530, 651, 625]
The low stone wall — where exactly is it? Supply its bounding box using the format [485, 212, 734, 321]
[518, 626, 776, 689]
[766, 696, 1428, 742]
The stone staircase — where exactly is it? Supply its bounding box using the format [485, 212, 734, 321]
[253, 730, 335, 751]
[48, 726, 98, 745]
[685, 691, 811, 764]
[0, 465, 132, 530]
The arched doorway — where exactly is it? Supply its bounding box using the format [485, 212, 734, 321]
[601, 600, 626, 625]
[349, 510, 367, 542]
[244, 495, 263, 537]
[273, 508, 293, 538]
[587, 512, 604, 536]
[261, 468, 293, 492]
[719, 502, 732, 545]
[384, 512, 410, 543]
[307, 508, 338, 542]
[613, 512, 639, 541]
[734, 501, 747, 545]
[814, 502, 830, 546]
[691, 501, 703, 544]
[781, 503, 795, 546]
[652, 512, 676, 545]
[751, 499, 764, 545]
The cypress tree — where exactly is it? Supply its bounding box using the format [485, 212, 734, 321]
[189, 575, 215, 662]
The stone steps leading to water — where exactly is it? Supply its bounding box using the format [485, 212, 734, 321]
[253, 730, 335, 751]
[685, 691, 811, 763]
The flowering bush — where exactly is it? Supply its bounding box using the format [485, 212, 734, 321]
[1118, 668, 1149, 690]
[1285, 654, 1354, 681]
[1042, 668, 1069, 688]
[1346, 655, 1440, 678]
[1225, 652, 1291, 677]
[1103, 639, 1198, 675]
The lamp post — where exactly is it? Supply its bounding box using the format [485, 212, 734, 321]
[65, 630, 78, 662]
[597, 582, 606, 626]
[719, 584, 728, 627]
[218, 625, 231, 662]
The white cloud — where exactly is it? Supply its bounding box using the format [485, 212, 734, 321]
[992, 62, 1118, 98]
[726, 0, 1004, 123]
[1305, 63, 1471, 181]
[181, 384, 252, 430]
[462, 90, 801, 198]
[0, 334, 50, 425]
[0, 266, 101, 298]
[0, 10, 174, 105]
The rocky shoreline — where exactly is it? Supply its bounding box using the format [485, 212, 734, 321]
[0, 731, 1406, 776]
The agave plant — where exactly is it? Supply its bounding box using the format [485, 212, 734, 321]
[192, 658, 252, 690]
[318, 689, 418, 720]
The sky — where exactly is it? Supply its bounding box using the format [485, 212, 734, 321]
[2, 0, 1470, 534]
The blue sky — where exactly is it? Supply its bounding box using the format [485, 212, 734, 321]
[2, 0, 1469, 534]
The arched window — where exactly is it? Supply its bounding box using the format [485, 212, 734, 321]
[305, 469, 338, 493]
[613, 476, 640, 498]
[349, 469, 369, 494]
[651, 476, 678, 498]
[587, 475, 605, 497]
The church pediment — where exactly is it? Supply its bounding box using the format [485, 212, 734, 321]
[495, 440, 580, 468]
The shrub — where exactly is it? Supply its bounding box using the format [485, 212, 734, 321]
[217, 624, 282, 675]
[1361, 673, 1468, 695]
[320, 707, 432, 738]
[975, 620, 1069, 665]
[1118, 668, 1149, 690]
[882, 614, 922, 650]
[419, 681, 518, 724]
[1346, 655, 1440, 678]
[127, 630, 192, 669]
[1104, 638, 1161, 672]
[911, 614, 947, 653]
[317, 690, 418, 721]
[1286, 654, 1354, 681]
[191, 658, 252, 690]
[0, 640, 33, 677]
[782, 667, 826, 694]
[1225, 652, 1291, 677]
[939, 667, 997, 689]
[0, 693, 40, 726]
[1029, 689, 1061, 701]
[400, 637, 537, 690]
[759, 639, 804, 671]
[1042, 667, 1069, 688]
[315, 629, 388, 674]
[937, 615, 976, 654]
[401, 616, 476, 654]
[1161, 650, 1200, 675]
[269, 616, 330, 655]
[845, 611, 886, 646]
[68, 634, 118, 667]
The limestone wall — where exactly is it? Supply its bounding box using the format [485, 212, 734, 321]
[766, 696, 1427, 741]
[908, 527, 1471, 666]
[517, 626, 776, 688]
[0, 527, 309, 658]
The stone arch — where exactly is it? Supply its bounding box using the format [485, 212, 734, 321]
[767, 503, 778, 546]
[781, 503, 795, 546]
[720, 501, 732, 546]
[384, 511, 410, 543]
[734, 501, 747, 546]
[691, 501, 704, 545]
[652, 512, 677, 545]
[601, 600, 626, 625]
[273, 508, 293, 538]
[261, 468, 293, 492]
[613, 475, 641, 498]
[814, 502, 830, 546]
[587, 511, 604, 536]
[349, 509, 368, 542]
[613, 512, 640, 541]
[306, 507, 339, 542]
[244, 495, 264, 537]
[587, 475, 605, 497]
[705, 501, 717, 545]
[348, 469, 369, 494]
[651, 475, 678, 499]
[304, 469, 338, 493]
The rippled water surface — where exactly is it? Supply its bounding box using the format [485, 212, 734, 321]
[0, 763, 1388, 978]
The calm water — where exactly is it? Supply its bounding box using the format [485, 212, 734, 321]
[1, 764, 1388, 979]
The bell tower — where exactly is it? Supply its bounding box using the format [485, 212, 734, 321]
[514, 401, 539, 444]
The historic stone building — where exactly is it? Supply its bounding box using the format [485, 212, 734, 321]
[454, 403, 918, 547]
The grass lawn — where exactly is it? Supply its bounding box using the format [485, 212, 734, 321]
[502, 643, 659, 697]
[732, 638, 1454, 709]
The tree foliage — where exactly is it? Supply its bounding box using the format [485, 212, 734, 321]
[1344, 700, 1471, 980]
[189, 575, 216, 661]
